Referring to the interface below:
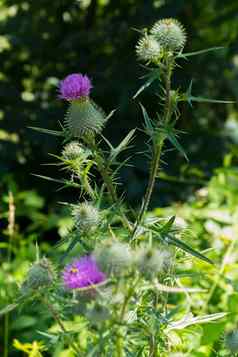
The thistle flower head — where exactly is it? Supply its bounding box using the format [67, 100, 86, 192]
[72, 202, 99, 232]
[62, 141, 91, 161]
[135, 246, 172, 277]
[151, 18, 186, 52]
[59, 73, 92, 101]
[93, 240, 133, 274]
[136, 34, 161, 63]
[21, 258, 55, 294]
[225, 330, 238, 354]
[62, 256, 106, 289]
[64, 98, 106, 138]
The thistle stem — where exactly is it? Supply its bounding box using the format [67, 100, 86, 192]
[131, 59, 173, 240]
[42, 296, 67, 333]
[86, 137, 132, 232]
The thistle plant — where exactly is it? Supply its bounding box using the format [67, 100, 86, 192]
[2, 18, 233, 356]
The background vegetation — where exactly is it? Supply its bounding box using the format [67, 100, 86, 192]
[1, 0, 238, 356]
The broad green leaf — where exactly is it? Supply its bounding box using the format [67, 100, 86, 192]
[28, 126, 64, 136]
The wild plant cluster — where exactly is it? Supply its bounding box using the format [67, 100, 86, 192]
[2, 18, 235, 356]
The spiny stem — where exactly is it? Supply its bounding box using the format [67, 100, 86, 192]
[131, 59, 173, 240]
[131, 140, 164, 240]
[41, 296, 67, 333]
[86, 137, 132, 232]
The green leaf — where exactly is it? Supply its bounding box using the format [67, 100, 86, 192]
[109, 129, 136, 161]
[133, 68, 160, 99]
[165, 234, 213, 265]
[32, 174, 81, 188]
[0, 303, 19, 316]
[152, 225, 213, 264]
[183, 80, 234, 106]
[159, 216, 176, 235]
[28, 126, 64, 136]
[188, 96, 234, 104]
[159, 125, 188, 161]
[167, 312, 227, 330]
[177, 46, 225, 59]
[140, 103, 155, 137]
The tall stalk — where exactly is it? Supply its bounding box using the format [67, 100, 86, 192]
[85, 136, 132, 232]
[132, 58, 173, 240]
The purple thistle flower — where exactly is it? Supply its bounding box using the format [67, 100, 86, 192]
[59, 73, 92, 101]
[62, 256, 106, 289]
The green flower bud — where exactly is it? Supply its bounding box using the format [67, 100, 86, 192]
[72, 202, 99, 232]
[64, 97, 106, 138]
[21, 258, 55, 294]
[225, 330, 238, 354]
[93, 240, 133, 274]
[151, 18, 186, 52]
[135, 246, 172, 277]
[62, 141, 91, 161]
[136, 34, 161, 63]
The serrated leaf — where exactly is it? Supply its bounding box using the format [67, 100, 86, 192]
[177, 46, 225, 59]
[28, 126, 64, 136]
[133, 68, 160, 99]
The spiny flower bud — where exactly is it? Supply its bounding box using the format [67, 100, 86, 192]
[21, 258, 55, 294]
[62, 141, 91, 161]
[72, 202, 99, 232]
[150, 18, 186, 52]
[136, 34, 161, 63]
[93, 240, 133, 274]
[135, 246, 172, 277]
[64, 98, 106, 138]
[225, 330, 238, 354]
